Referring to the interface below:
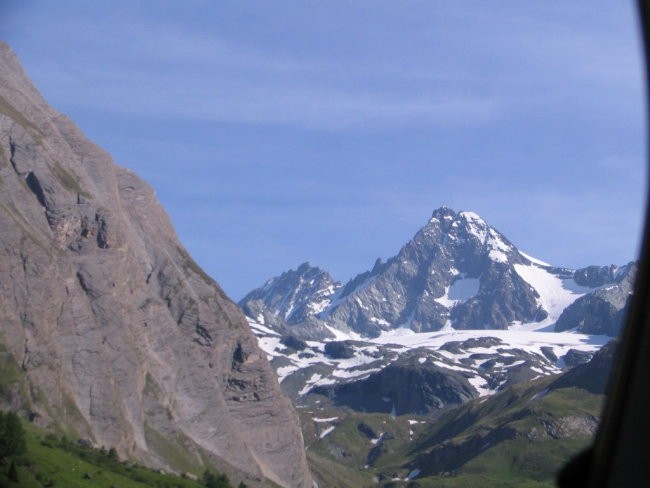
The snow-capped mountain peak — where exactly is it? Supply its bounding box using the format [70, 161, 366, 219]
[240, 206, 633, 418]
[240, 207, 630, 339]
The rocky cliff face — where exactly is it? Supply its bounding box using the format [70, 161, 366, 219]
[0, 42, 311, 488]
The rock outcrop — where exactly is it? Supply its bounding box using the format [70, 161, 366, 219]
[0, 42, 311, 487]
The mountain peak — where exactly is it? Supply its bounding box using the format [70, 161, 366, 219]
[240, 261, 341, 325]
[429, 206, 457, 221]
[458, 210, 486, 222]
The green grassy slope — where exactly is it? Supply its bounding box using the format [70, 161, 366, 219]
[0, 423, 240, 488]
[301, 374, 604, 487]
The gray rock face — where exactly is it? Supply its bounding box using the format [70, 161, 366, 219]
[555, 263, 636, 336]
[0, 42, 311, 488]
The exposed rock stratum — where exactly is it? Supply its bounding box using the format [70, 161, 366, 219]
[0, 42, 312, 488]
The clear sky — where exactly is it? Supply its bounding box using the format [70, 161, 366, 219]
[1, 1, 646, 300]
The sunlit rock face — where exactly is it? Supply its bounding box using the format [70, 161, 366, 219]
[0, 42, 312, 488]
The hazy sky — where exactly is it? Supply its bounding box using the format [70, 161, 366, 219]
[2, 1, 646, 299]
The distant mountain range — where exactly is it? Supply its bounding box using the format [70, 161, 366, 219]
[240, 207, 633, 412]
[240, 207, 632, 486]
[242, 207, 634, 339]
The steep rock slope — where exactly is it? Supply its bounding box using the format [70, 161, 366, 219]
[0, 42, 311, 488]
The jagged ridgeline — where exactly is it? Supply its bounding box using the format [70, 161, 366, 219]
[242, 207, 634, 339]
[0, 42, 312, 488]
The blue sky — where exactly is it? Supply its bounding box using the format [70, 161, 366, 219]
[2, 1, 646, 299]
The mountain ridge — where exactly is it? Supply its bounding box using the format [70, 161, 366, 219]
[241, 206, 633, 339]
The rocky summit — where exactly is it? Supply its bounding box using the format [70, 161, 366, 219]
[0, 42, 312, 488]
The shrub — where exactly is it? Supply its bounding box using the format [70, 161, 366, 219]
[0, 411, 26, 462]
[202, 469, 231, 488]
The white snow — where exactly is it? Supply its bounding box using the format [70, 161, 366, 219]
[371, 433, 385, 445]
[489, 249, 509, 263]
[248, 305, 612, 405]
[468, 375, 493, 397]
[299, 374, 325, 396]
[276, 364, 299, 383]
[248, 321, 280, 337]
[507, 360, 526, 368]
[460, 211, 484, 222]
[513, 263, 596, 325]
[432, 360, 474, 373]
[529, 388, 549, 402]
[313, 417, 339, 423]
[460, 211, 488, 242]
[370, 317, 392, 327]
[319, 426, 336, 438]
[518, 250, 551, 267]
[332, 367, 382, 379]
[407, 469, 421, 480]
[486, 230, 511, 263]
[308, 297, 332, 315]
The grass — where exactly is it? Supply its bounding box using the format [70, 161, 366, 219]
[144, 422, 202, 475]
[300, 375, 604, 487]
[0, 418, 251, 488]
[307, 450, 373, 488]
[0, 428, 205, 488]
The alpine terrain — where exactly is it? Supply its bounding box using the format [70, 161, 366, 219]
[241, 207, 633, 486]
[0, 42, 312, 488]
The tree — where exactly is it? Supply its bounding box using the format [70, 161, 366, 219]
[7, 460, 18, 482]
[107, 447, 118, 461]
[202, 469, 231, 488]
[0, 411, 26, 463]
